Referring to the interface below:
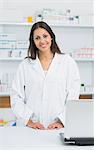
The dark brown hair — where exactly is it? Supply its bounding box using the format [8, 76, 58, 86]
[27, 21, 62, 59]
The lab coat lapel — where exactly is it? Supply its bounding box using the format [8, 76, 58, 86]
[30, 57, 45, 78]
[30, 53, 61, 78]
[46, 53, 61, 77]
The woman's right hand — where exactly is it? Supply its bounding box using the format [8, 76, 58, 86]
[26, 119, 45, 129]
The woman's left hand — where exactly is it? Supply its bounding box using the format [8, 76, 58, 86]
[47, 122, 64, 129]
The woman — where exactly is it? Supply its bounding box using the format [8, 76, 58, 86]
[10, 21, 80, 129]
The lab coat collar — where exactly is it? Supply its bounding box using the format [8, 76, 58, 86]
[30, 53, 62, 78]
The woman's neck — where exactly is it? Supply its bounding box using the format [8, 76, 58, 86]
[38, 52, 54, 70]
[38, 52, 54, 61]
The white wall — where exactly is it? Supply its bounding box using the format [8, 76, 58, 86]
[0, 0, 3, 31]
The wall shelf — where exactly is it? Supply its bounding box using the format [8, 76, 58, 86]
[0, 22, 94, 28]
[75, 58, 94, 61]
[0, 92, 10, 96]
[0, 57, 94, 62]
[0, 91, 93, 97]
[0, 22, 33, 26]
[0, 58, 23, 61]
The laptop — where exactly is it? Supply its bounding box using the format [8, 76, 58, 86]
[60, 99, 94, 145]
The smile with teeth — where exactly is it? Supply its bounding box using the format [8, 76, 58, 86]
[40, 44, 47, 48]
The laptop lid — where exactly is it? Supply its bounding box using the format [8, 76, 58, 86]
[64, 100, 94, 140]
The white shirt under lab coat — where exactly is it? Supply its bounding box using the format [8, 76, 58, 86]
[10, 53, 80, 128]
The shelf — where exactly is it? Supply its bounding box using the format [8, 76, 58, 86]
[0, 22, 33, 26]
[75, 58, 94, 61]
[0, 57, 23, 61]
[0, 22, 94, 28]
[0, 91, 93, 97]
[0, 57, 94, 61]
[80, 92, 94, 95]
[0, 92, 10, 96]
[49, 23, 94, 28]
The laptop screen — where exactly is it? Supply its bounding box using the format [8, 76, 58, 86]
[64, 100, 94, 139]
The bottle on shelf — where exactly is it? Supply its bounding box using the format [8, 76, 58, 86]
[80, 83, 86, 93]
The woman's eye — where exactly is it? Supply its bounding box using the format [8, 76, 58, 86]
[43, 35, 48, 38]
[34, 35, 48, 40]
[34, 37, 40, 40]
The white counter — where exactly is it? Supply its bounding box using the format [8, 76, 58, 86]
[0, 127, 94, 150]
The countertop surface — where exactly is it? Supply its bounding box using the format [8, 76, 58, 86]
[0, 127, 94, 150]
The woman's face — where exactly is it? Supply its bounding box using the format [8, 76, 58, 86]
[33, 28, 52, 53]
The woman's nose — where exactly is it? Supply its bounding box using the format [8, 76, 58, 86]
[40, 37, 45, 42]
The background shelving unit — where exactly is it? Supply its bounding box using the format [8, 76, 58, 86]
[0, 58, 23, 61]
[1, 22, 94, 28]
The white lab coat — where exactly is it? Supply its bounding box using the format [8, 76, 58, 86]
[10, 53, 80, 128]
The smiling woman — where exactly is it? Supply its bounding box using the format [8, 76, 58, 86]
[10, 21, 80, 129]
[33, 28, 52, 51]
[28, 21, 62, 59]
[33, 27, 54, 70]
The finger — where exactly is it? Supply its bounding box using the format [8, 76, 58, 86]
[47, 124, 54, 129]
[36, 124, 45, 129]
[47, 123, 63, 129]
[28, 124, 36, 129]
[55, 124, 63, 129]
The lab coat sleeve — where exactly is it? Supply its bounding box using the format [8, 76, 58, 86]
[57, 56, 81, 126]
[10, 62, 33, 125]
